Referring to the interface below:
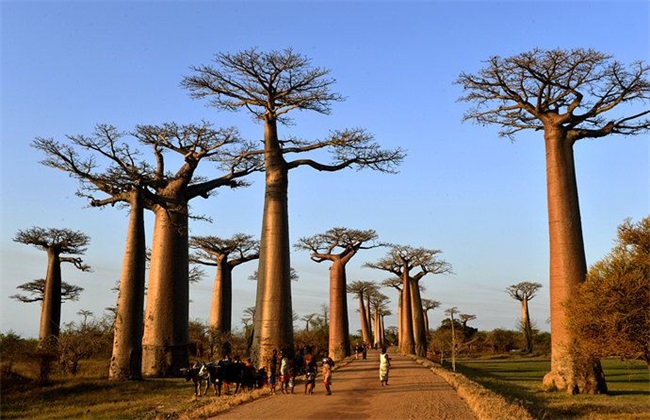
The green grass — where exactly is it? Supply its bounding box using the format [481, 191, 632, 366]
[455, 356, 650, 419]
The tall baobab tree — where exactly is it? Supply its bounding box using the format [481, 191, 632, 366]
[34, 122, 260, 378]
[366, 245, 452, 356]
[457, 48, 649, 393]
[13, 227, 91, 351]
[422, 298, 441, 333]
[137, 122, 259, 376]
[368, 289, 390, 348]
[347, 280, 376, 345]
[183, 48, 405, 366]
[295, 228, 382, 360]
[381, 277, 402, 345]
[33, 125, 151, 380]
[190, 234, 260, 336]
[506, 282, 542, 353]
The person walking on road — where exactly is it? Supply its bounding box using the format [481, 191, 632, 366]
[322, 356, 333, 395]
[379, 346, 391, 386]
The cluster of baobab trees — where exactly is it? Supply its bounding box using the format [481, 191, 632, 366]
[16, 47, 649, 397]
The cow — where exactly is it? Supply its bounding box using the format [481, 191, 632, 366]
[180, 362, 210, 396]
[240, 365, 268, 391]
[201, 360, 245, 396]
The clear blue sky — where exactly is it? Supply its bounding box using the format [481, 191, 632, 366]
[2, 1, 648, 339]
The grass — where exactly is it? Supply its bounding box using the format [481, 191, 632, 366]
[1, 359, 268, 419]
[454, 356, 650, 419]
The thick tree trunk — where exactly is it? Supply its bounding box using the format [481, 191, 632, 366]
[142, 205, 190, 377]
[521, 300, 533, 353]
[541, 126, 607, 394]
[400, 272, 415, 354]
[109, 192, 146, 380]
[329, 260, 351, 360]
[410, 279, 427, 357]
[365, 293, 373, 342]
[357, 292, 371, 345]
[38, 249, 62, 350]
[252, 118, 293, 368]
[209, 258, 232, 334]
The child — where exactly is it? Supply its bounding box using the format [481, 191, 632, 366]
[322, 357, 333, 395]
[304, 359, 316, 395]
[268, 349, 278, 395]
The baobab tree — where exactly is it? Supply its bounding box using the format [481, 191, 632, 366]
[422, 298, 441, 332]
[295, 227, 382, 360]
[34, 122, 260, 378]
[366, 245, 452, 356]
[136, 122, 259, 376]
[506, 282, 542, 353]
[347, 280, 377, 345]
[13, 227, 90, 350]
[459, 314, 476, 329]
[11, 279, 84, 304]
[381, 277, 402, 345]
[457, 48, 650, 393]
[183, 48, 405, 366]
[189, 234, 260, 336]
[368, 289, 390, 348]
[445, 307, 459, 372]
[33, 125, 153, 380]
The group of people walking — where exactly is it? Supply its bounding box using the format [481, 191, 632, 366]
[265, 345, 392, 396]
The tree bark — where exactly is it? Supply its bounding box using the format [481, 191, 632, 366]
[400, 271, 415, 354]
[357, 292, 371, 345]
[521, 299, 533, 353]
[109, 191, 146, 380]
[541, 125, 607, 394]
[252, 117, 293, 367]
[209, 257, 233, 334]
[329, 260, 351, 360]
[142, 204, 190, 377]
[38, 249, 62, 350]
[410, 279, 427, 357]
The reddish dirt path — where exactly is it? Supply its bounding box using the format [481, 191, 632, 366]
[215, 348, 476, 419]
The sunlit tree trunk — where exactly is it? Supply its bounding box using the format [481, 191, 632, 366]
[210, 257, 232, 334]
[252, 118, 293, 367]
[142, 204, 190, 377]
[109, 191, 146, 380]
[329, 260, 351, 360]
[400, 271, 415, 354]
[38, 249, 62, 350]
[365, 293, 373, 343]
[521, 299, 533, 353]
[357, 292, 371, 345]
[541, 125, 607, 394]
[410, 279, 427, 357]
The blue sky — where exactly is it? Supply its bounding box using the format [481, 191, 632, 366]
[1, 1, 648, 339]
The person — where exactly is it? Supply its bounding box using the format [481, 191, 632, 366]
[362, 343, 367, 360]
[279, 349, 290, 394]
[304, 357, 317, 395]
[379, 346, 391, 386]
[322, 356, 333, 395]
[268, 349, 279, 395]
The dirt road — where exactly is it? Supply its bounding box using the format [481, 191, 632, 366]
[215, 348, 476, 419]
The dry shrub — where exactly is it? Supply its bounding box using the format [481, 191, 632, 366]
[408, 354, 533, 420]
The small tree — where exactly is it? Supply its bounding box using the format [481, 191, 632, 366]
[445, 307, 459, 372]
[567, 216, 650, 368]
[506, 282, 542, 353]
[347, 280, 376, 346]
[13, 227, 90, 351]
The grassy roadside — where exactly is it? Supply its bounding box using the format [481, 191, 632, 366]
[409, 354, 649, 420]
